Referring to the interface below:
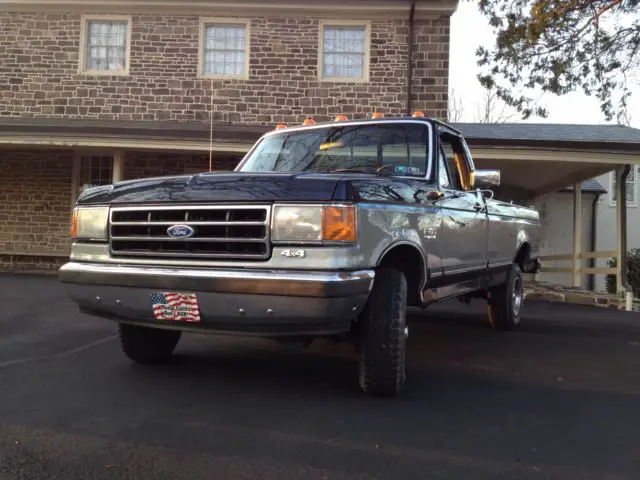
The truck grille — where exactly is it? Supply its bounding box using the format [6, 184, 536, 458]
[109, 205, 271, 260]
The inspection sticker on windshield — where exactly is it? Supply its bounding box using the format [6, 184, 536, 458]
[394, 166, 421, 175]
[150, 292, 202, 323]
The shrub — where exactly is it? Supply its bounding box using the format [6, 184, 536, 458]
[605, 248, 640, 297]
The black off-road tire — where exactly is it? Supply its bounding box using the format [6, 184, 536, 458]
[487, 263, 524, 331]
[356, 268, 408, 397]
[118, 323, 182, 364]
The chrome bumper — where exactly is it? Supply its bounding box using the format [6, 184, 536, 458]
[58, 262, 375, 336]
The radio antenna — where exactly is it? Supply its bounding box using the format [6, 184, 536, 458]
[209, 78, 214, 172]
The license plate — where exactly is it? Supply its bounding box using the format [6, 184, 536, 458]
[150, 292, 202, 323]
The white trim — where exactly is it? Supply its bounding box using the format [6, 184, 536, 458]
[470, 147, 640, 164]
[198, 17, 251, 80]
[608, 166, 638, 208]
[0, 1, 459, 18]
[318, 20, 371, 83]
[0, 135, 252, 153]
[78, 14, 132, 76]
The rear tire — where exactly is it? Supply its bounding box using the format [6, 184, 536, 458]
[356, 268, 408, 397]
[118, 323, 181, 364]
[487, 263, 524, 330]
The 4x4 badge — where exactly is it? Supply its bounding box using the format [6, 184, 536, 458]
[281, 249, 306, 258]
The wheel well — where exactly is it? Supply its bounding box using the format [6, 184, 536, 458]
[378, 245, 425, 306]
[514, 243, 531, 271]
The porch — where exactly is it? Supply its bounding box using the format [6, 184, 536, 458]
[1, 117, 639, 311]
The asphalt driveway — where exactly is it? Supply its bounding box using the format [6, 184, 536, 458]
[1, 273, 640, 479]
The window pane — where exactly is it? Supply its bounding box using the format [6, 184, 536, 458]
[322, 26, 366, 78]
[85, 20, 127, 71]
[203, 23, 247, 76]
[80, 155, 113, 192]
[438, 148, 451, 188]
[611, 167, 638, 203]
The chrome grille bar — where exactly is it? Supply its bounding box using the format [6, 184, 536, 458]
[109, 204, 272, 261]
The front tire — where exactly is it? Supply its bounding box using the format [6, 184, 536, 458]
[356, 268, 408, 397]
[487, 263, 524, 330]
[118, 323, 181, 364]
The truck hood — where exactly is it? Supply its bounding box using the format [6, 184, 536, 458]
[76, 172, 353, 205]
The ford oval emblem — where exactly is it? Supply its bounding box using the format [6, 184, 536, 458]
[166, 224, 196, 239]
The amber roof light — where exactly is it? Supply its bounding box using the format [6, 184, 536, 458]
[275, 123, 287, 129]
[302, 118, 316, 126]
[335, 114, 348, 121]
[371, 112, 384, 119]
[412, 111, 425, 118]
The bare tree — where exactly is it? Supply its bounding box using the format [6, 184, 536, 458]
[474, 86, 516, 123]
[448, 86, 517, 124]
[616, 90, 633, 127]
[447, 88, 464, 123]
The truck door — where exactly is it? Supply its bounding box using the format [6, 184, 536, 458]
[437, 130, 489, 276]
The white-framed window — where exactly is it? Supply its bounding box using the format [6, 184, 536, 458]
[319, 21, 370, 82]
[199, 18, 250, 79]
[78, 15, 131, 75]
[609, 166, 638, 207]
[79, 155, 113, 193]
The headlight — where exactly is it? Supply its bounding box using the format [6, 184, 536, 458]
[70, 206, 109, 241]
[272, 204, 356, 243]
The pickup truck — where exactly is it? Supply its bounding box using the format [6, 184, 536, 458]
[59, 115, 541, 397]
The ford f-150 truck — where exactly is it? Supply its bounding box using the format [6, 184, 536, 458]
[59, 115, 541, 397]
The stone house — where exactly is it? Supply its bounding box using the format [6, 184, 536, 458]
[0, 0, 455, 270]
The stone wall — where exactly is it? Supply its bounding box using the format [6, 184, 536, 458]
[0, 150, 74, 270]
[0, 149, 243, 270]
[0, 12, 449, 124]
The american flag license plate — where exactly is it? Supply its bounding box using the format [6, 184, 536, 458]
[150, 292, 202, 323]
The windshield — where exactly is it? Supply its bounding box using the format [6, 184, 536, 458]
[238, 123, 429, 177]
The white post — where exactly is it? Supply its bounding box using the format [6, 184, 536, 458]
[70, 153, 80, 209]
[615, 167, 624, 295]
[112, 150, 125, 183]
[572, 181, 582, 287]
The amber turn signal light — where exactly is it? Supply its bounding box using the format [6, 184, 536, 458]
[322, 205, 356, 242]
[70, 209, 78, 238]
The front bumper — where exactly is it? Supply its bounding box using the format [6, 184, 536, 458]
[58, 262, 375, 336]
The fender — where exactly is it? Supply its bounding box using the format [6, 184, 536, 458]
[376, 240, 429, 301]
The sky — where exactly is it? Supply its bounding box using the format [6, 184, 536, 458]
[448, 2, 640, 128]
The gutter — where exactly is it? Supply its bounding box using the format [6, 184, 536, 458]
[406, 0, 416, 116]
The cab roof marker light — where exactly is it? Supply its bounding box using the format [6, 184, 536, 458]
[371, 111, 384, 119]
[275, 123, 287, 129]
[302, 118, 316, 126]
[335, 114, 348, 122]
[412, 111, 425, 118]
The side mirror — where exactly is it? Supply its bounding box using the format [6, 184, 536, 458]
[473, 169, 500, 189]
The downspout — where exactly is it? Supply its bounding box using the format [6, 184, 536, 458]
[589, 191, 602, 292]
[406, 0, 416, 116]
[619, 164, 632, 294]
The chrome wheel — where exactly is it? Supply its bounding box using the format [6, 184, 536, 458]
[512, 276, 523, 317]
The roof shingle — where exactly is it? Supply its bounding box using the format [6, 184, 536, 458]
[452, 122, 640, 145]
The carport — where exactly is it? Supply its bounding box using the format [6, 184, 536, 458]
[454, 123, 640, 311]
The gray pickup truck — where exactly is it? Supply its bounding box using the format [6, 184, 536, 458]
[59, 115, 541, 397]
